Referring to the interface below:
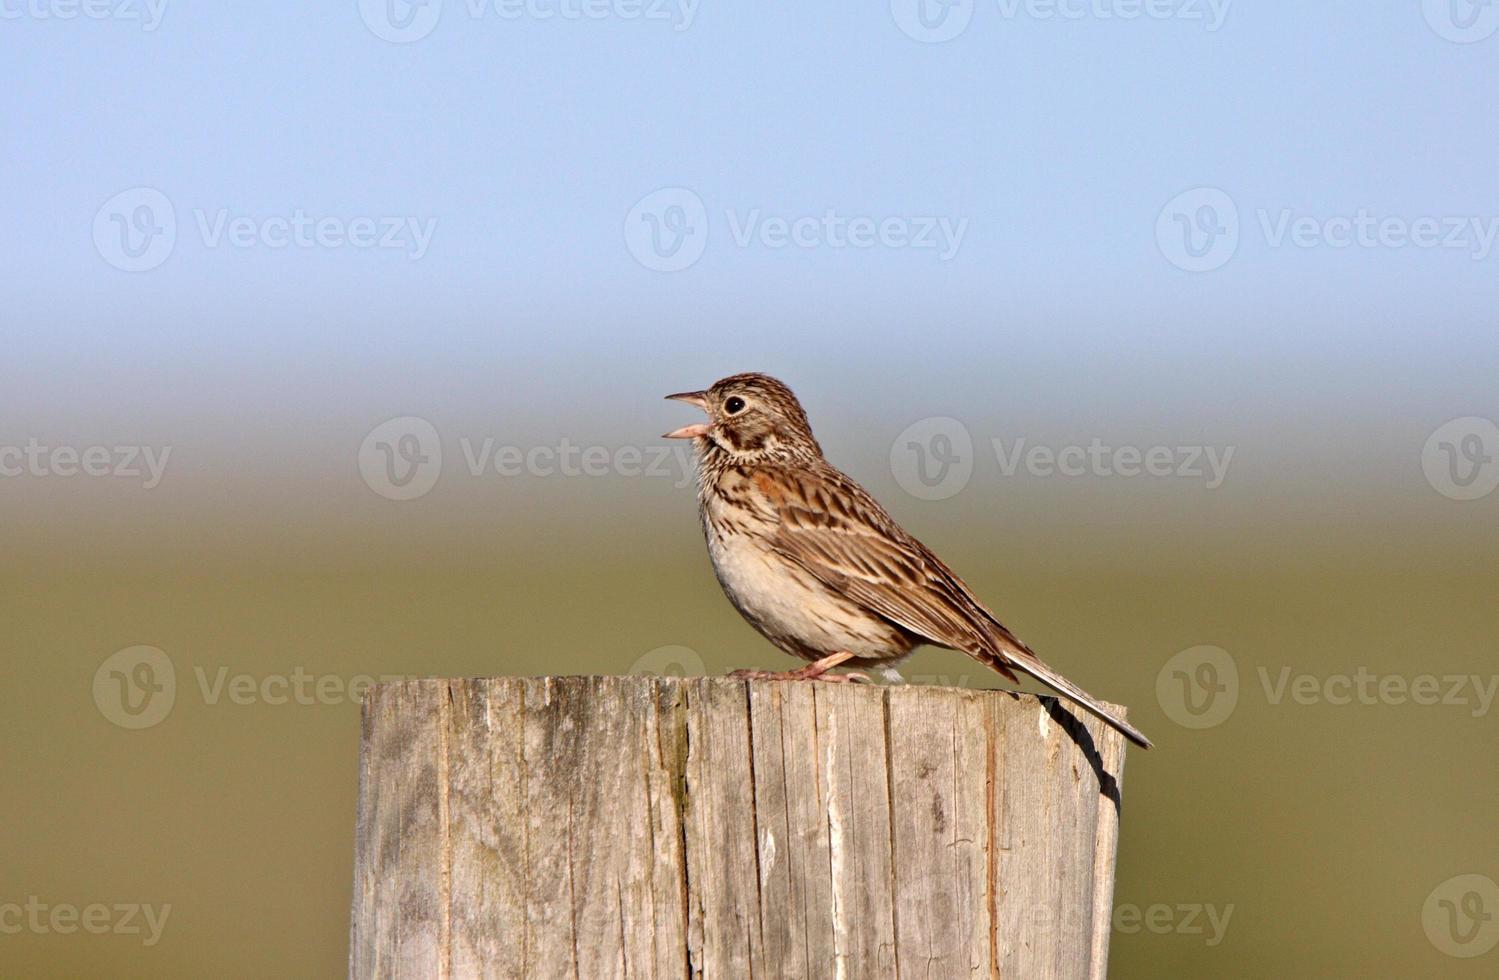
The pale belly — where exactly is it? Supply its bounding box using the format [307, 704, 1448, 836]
[705, 521, 913, 663]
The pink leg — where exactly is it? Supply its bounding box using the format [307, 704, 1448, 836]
[729, 651, 870, 683]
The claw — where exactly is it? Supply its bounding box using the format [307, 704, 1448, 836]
[820, 671, 872, 684]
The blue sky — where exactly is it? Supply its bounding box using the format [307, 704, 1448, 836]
[5, 0, 1497, 444]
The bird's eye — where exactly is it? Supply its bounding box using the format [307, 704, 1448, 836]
[724, 396, 746, 414]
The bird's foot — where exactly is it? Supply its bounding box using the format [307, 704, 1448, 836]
[729, 651, 871, 684]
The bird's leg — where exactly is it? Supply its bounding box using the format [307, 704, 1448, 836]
[729, 651, 871, 683]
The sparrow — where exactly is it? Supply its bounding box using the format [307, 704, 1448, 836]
[664, 372, 1151, 749]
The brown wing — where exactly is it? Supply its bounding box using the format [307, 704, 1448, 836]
[747, 462, 1029, 680]
[748, 461, 1153, 748]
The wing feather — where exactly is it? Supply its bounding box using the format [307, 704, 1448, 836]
[742, 461, 1153, 748]
[758, 464, 1018, 664]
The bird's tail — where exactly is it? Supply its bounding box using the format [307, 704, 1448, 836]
[988, 647, 1153, 749]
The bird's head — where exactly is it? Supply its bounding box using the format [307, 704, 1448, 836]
[664, 372, 822, 463]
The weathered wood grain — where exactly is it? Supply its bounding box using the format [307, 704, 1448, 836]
[350, 676, 1130, 979]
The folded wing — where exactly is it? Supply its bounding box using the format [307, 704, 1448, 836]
[754, 462, 1152, 748]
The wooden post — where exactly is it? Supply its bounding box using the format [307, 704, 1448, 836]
[349, 676, 1129, 979]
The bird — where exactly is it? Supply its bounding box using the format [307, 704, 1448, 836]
[663, 372, 1151, 749]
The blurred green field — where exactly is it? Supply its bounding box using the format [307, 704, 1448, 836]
[2, 466, 1495, 978]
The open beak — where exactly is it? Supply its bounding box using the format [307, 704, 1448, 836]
[663, 390, 712, 439]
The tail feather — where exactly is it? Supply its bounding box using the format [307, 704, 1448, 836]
[994, 650, 1153, 749]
